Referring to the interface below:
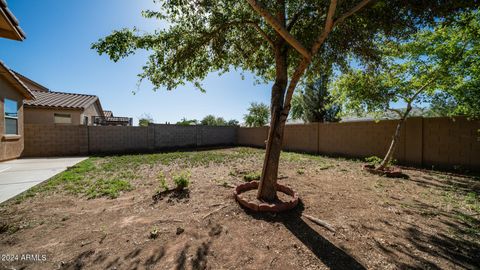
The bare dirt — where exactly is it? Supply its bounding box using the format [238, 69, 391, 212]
[0, 147, 479, 270]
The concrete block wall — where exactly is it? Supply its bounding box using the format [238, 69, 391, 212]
[237, 127, 268, 147]
[23, 124, 88, 157]
[153, 125, 197, 149]
[88, 126, 150, 154]
[23, 124, 237, 157]
[237, 117, 480, 171]
[22, 117, 479, 171]
[197, 126, 236, 146]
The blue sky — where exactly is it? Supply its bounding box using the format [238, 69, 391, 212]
[0, 0, 272, 124]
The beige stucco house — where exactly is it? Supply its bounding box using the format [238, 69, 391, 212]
[0, 1, 34, 161]
[0, 0, 25, 41]
[24, 90, 104, 126]
[0, 62, 34, 161]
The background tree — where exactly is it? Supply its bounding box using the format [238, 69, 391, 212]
[176, 117, 198, 126]
[138, 114, 154, 127]
[201, 115, 227, 126]
[93, 0, 476, 201]
[334, 10, 480, 170]
[227, 119, 240, 127]
[244, 102, 270, 127]
[290, 70, 341, 123]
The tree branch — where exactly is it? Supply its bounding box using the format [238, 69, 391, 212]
[387, 108, 404, 118]
[333, 0, 374, 27]
[247, 22, 275, 47]
[287, 9, 304, 31]
[280, 0, 338, 118]
[311, 0, 338, 55]
[246, 0, 311, 59]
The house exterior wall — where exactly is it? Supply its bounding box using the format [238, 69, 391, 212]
[24, 102, 103, 126]
[81, 102, 102, 125]
[24, 107, 82, 125]
[0, 78, 25, 161]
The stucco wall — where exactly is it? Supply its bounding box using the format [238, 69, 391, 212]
[237, 117, 480, 171]
[81, 101, 102, 125]
[0, 78, 25, 161]
[24, 107, 82, 125]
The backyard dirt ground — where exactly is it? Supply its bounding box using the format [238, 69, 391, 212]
[0, 147, 479, 270]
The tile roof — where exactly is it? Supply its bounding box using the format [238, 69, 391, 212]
[25, 90, 99, 110]
[0, 0, 26, 41]
[13, 71, 49, 92]
[0, 60, 34, 99]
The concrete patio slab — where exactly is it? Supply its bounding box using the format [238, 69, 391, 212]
[0, 157, 87, 204]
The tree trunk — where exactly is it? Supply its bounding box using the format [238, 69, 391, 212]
[377, 107, 412, 170]
[377, 119, 404, 170]
[257, 39, 288, 201]
[257, 108, 288, 201]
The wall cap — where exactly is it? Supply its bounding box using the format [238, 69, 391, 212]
[2, 135, 21, 141]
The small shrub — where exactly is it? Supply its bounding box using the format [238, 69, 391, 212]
[157, 172, 169, 191]
[365, 156, 382, 166]
[173, 171, 191, 191]
[365, 156, 396, 167]
[297, 169, 305, 175]
[243, 171, 261, 182]
[150, 226, 159, 239]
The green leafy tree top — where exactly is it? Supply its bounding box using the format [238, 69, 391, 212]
[244, 102, 269, 127]
[92, 1, 475, 92]
[291, 70, 341, 123]
[334, 10, 480, 119]
[200, 115, 227, 126]
[176, 117, 198, 126]
[138, 114, 154, 126]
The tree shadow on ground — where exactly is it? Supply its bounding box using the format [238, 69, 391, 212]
[245, 201, 366, 270]
[152, 189, 190, 204]
[368, 197, 480, 269]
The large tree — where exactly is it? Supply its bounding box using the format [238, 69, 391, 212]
[93, 1, 477, 201]
[291, 70, 341, 123]
[334, 10, 480, 170]
[244, 102, 270, 127]
[201, 115, 227, 126]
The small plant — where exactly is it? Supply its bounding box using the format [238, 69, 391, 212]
[243, 171, 261, 182]
[157, 172, 169, 191]
[365, 156, 397, 168]
[365, 156, 382, 167]
[296, 169, 305, 175]
[173, 171, 191, 191]
[150, 226, 159, 239]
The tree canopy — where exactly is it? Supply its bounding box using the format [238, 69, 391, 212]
[138, 114, 154, 126]
[291, 71, 340, 123]
[200, 115, 228, 126]
[176, 117, 198, 126]
[334, 9, 480, 120]
[244, 102, 269, 127]
[92, 1, 476, 92]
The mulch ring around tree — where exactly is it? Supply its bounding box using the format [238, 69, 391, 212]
[362, 164, 408, 178]
[234, 181, 299, 212]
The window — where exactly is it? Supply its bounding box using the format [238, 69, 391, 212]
[54, 113, 72, 124]
[84, 116, 89, 126]
[4, 98, 18, 134]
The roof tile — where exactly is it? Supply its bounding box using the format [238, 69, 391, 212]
[25, 90, 99, 110]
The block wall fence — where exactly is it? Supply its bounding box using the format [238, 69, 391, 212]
[23, 117, 479, 171]
[23, 124, 236, 157]
[237, 117, 480, 171]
